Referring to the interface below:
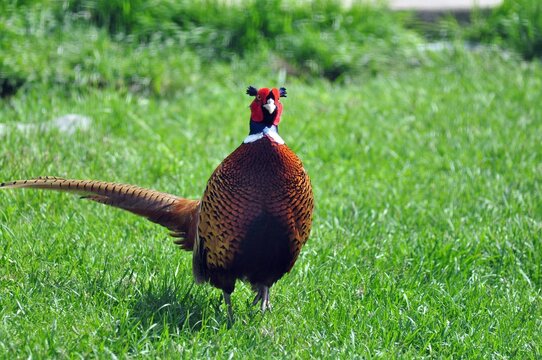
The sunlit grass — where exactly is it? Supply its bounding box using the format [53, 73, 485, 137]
[1, 47, 541, 357]
[1, 1, 542, 357]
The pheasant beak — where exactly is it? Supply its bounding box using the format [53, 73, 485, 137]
[263, 98, 276, 114]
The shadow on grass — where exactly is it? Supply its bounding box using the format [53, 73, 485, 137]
[130, 281, 229, 333]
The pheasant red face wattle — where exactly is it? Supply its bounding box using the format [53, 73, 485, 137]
[248, 87, 284, 126]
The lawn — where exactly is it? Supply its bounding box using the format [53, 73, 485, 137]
[1, 1, 542, 358]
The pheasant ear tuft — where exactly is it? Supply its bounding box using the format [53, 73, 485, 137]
[279, 87, 287, 98]
[246, 86, 258, 96]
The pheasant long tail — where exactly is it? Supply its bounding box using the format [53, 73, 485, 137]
[0, 177, 199, 250]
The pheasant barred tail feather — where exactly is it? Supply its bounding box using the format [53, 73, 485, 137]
[0, 176, 199, 250]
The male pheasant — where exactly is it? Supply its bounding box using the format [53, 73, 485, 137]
[0, 86, 314, 316]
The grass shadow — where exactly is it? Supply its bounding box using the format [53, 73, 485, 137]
[129, 281, 229, 333]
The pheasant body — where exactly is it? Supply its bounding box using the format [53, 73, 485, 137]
[196, 138, 313, 297]
[0, 86, 313, 316]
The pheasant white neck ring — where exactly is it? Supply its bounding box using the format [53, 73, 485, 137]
[243, 125, 285, 145]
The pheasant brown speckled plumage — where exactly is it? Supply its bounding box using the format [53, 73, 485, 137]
[196, 138, 313, 295]
[0, 86, 314, 317]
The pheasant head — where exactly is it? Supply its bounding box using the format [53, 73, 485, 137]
[246, 86, 287, 126]
[245, 86, 287, 144]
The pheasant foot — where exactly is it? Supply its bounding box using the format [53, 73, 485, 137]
[252, 285, 271, 312]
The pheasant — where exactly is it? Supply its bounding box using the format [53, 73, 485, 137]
[0, 86, 314, 317]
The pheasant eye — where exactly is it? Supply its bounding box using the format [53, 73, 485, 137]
[256, 95, 261, 100]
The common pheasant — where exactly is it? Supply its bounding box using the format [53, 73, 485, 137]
[0, 86, 314, 317]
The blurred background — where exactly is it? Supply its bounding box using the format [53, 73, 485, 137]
[1, 0, 540, 97]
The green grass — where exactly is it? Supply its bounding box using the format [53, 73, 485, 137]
[417, 0, 542, 61]
[1, 1, 542, 358]
[2, 50, 541, 358]
[467, 0, 542, 60]
[1, 0, 421, 87]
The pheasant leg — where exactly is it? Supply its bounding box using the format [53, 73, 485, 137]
[252, 286, 271, 312]
[223, 291, 234, 321]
